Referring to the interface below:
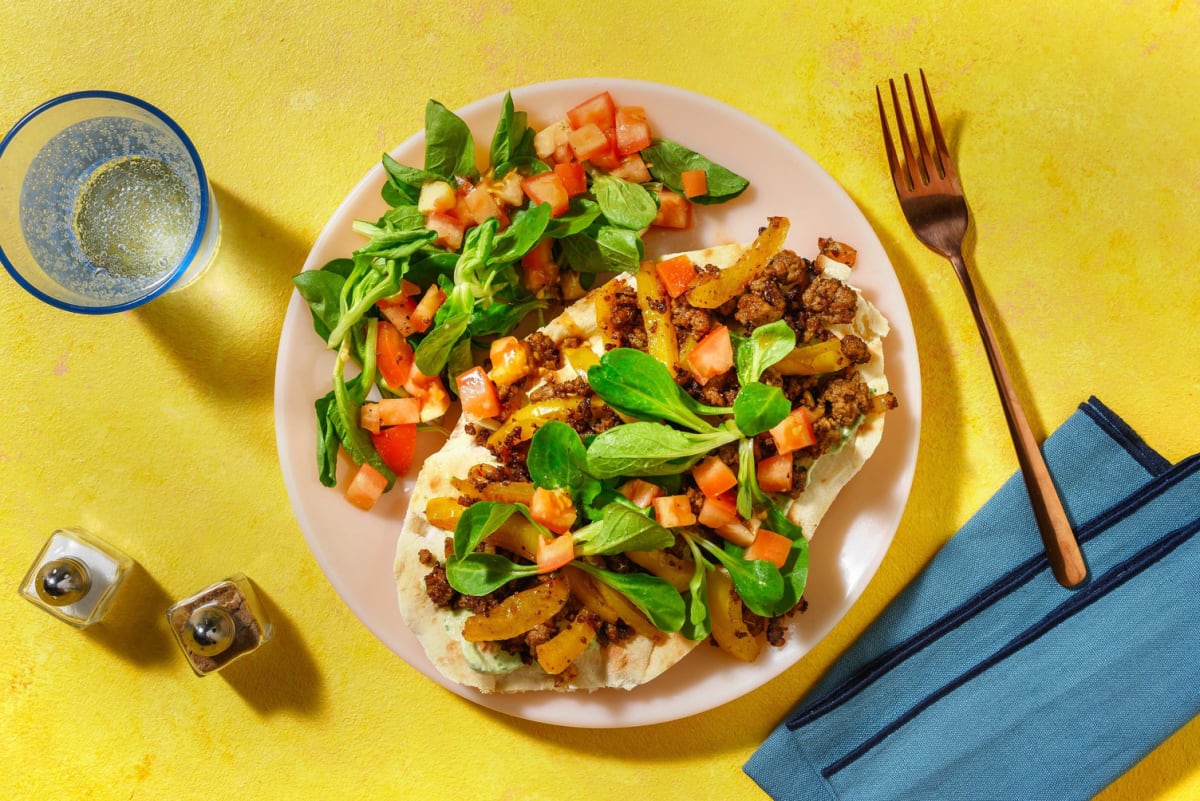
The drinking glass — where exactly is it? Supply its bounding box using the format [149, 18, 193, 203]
[0, 91, 220, 313]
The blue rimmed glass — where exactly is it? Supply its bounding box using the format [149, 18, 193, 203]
[0, 91, 220, 313]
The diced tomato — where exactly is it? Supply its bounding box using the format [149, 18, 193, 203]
[554, 161, 588, 196]
[536, 532, 576, 573]
[521, 172, 570, 217]
[685, 325, 734, 386]
[377, 294, 418, 336]
[461, 183, 509, 227]
[345, 462, 388, 510]
[584, 134, 622, 171]
[681, 169, 709, 199]
[417, 180, 457, 214]
[456, 366, 501, 419]
[425, 211, 465, 251]
[410, 284, 446, 334]
[488, 336, 531, 386]
[417, 377, 450, 422]
[769, 407, 818, 455]
[403, 362, 438, 396]
[566, 91, 617, 133]
[521, 238, 560, 292]
[757, 453, 794, 493]
[692, 455, 738, 499]
[655, 254, 697, 298]
[371, 423, 417, 474]
[399, 279, 422, 297]
[652, 187, 692, 229]
[609, 153, 651, 183]
[744, 528, 792, 568]
[533, 119, 571, 164]
[698, 491, 738, 528]
[378, 396, 422, 426]
[714, 519, 755, 548]
[531, 487, 577, 534]
[618, 478, 664, 508]
[653, 495, 697, 528]
[614, 106, 652, 155]
[376, 320, 414, 389]
[361, 397, 421, 433]
[566, 122, 610, 163]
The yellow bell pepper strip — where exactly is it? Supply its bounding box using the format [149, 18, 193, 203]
[685, 216, 789, 309]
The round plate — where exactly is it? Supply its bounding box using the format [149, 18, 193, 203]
[274, 78, 921, 727]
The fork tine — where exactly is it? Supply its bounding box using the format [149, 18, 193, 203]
[919, 68, 955, 180]
[887, 78, 922, 189]
[876, 85, 908, 193]
[903, 74, 937, 183]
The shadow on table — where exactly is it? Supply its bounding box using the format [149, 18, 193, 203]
[218, 583, 325, 716]
[132, 182, 309, 402]
[85, 560, 176, 669]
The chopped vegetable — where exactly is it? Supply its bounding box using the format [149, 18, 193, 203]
[769, 406, 817, 455]
[652, 187, 691, 229]
[535, 611, 598, 674]
[530, 487, 577, 534]
[456, 366, 501, 419]
[743, 528, 792, 569]
[371, 423, 417, 474]
[698, 491, 738, 529]
[462, 577, 569, 642]
[635, 260, 679, 370]
[345, 463, 388, 511]
[488, 336, 531, 386]
[692, 456, 738, 499]
[706, 568, 760, 662]
[536, 532, 576, 574]
[410, 284, 446, 333]
[655, 254, 697, 299]
[685, 324, 734, 385]
[681, 169, 708, 198]
[756, 452, 794, 493]
[687, 216, 788, 308]
[618, 478, 664, 508]
[653, 495, 697, 528]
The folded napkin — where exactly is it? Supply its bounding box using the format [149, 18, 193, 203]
[745, 397, 1200, 801]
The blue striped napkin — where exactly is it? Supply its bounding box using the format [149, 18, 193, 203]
[745, 397, 1200, 800]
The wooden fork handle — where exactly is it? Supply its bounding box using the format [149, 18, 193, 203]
[950, 254, 1088, 588]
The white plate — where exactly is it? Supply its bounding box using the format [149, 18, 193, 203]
[274, 78, 921, 728]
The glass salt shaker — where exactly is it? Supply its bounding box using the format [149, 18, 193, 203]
[166, 573, 273, 676]
[18, 527, 134, 629]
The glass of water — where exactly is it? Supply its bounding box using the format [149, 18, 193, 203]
[0, 91, 220, 313]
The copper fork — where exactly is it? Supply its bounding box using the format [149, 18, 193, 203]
[877, 70, 1087, 588]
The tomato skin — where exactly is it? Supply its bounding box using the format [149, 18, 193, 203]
[652, 188, 692, 229]
[371, 423, 417, 474]
[655, 254, 697, 298]
[769, 407, 817, 455]
[455, 366, 502, 419]
[345, 462, 389, 510]
[697, 491, 738, 528]
[614, 106, 651, 155]
[618, 478, 664, 508]
[743, 528, 792, 568]
[609, 153, 651, 183]
[692, 456, 738, 499]
[521, 238, 560, 292]
[685, 325, 734, 386]
[554, 161, 588, 196]
[536, 533, 576, 573]
[566, 91, 617, 133]
[520, 172, 570, 217]
[757, 453, 794, 493]
[410, 284, 446, 333]
[376, 320, 414, 389]
[653, 495, 697, 528]
[425, 211, 465, 250]
[531, 487, 577, 534]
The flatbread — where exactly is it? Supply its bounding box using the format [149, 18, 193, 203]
[393, 239, 889, 693]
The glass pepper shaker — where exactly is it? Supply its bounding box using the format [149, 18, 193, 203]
[166, 573, 273, 675]
[18, 527, 134, 629]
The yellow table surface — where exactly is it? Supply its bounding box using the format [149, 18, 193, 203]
[3, 1, 1198, 799]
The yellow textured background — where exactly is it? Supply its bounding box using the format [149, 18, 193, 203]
[2, 2, 1198, 799]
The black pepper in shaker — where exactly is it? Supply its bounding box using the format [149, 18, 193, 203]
[166, 574, 273, 676]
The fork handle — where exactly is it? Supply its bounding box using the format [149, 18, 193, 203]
[950, 253, 1089, 588]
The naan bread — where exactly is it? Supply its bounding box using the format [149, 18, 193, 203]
[394, 238, 889, 693]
